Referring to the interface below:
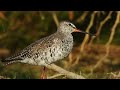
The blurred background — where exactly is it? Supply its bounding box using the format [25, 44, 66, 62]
[0, 11, 120, 79]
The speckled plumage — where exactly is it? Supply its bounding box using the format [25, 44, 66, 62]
[3, 21, 77, 66]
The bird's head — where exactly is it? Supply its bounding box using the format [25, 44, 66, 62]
[58, 21, 77, 34]
[58, 21, 95, 36]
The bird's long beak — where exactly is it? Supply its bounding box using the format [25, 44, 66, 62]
[73, 29, 96, 36]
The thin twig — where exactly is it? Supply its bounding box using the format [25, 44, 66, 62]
[91, 11, 120, 73]
[106, 11, 120, 46]
[80, 11, 97, 52]
[105, 11, 120, 56]
[0, 34, 7, 40]
[89, 11, 113, 45]
[76, 11, 89, 23]
[52, 12, 59, 27]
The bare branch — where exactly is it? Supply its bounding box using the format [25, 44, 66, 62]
[105, 11, 120, 57]
[91, 11, 120, 73]
[76, 11, 89, 23]
[106, 11, 120, 46]
[45, 64, 85, 79]
[52, 12, 59, 27]
[89, 11, 113, 45]
[80, 11, 97, 52]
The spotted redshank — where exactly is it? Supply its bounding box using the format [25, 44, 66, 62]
[2, 21, 95, 79]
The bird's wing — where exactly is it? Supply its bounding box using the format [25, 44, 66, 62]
[3, 34, 56, 62]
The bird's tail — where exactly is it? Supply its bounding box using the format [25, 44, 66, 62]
[1, 56, 22, 66]
[3, 60, 19, 66]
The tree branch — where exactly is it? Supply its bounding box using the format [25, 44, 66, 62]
[45, 64, 85, 79]
[106, 11, 120, 46]
[80, 11, 97, 52]
[89, 11, 113, 45]
[52, 12, 59, 27]
[91, 11, 120, 73]
[76, 11, 89, 23]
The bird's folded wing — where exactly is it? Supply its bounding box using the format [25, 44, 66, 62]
[2, 33, 57, 62]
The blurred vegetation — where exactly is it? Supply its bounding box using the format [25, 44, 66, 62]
[0, 11, 120, 79]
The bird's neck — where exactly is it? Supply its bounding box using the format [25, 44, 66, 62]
[57, 30, 72, 36]
[56, 31, 73, 41]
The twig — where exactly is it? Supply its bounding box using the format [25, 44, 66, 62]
[91, 11, 120, 73]
[52, 12, 59, 27]
[89, 11, 113, 45]
[108, 72, 120, 79]
[80, 11, 97, 52]
[76, 11, 89, 23]
[45, 64, 85, 79]
[97, 11, 113, 39]
[105, 11, 120, 56]
[106, 11, 120, 46]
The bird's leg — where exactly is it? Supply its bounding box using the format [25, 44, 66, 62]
[41, 66, 47, 79]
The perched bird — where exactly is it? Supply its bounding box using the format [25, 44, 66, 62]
[2, 21, 95, 78]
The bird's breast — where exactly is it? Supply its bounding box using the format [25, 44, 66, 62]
[48, 36, 73, 63]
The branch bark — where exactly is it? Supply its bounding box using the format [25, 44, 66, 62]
[45, 64, 85, 79]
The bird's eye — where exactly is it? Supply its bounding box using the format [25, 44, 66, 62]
[68, 23, 76, 28]
[68, 23, 72, 26]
